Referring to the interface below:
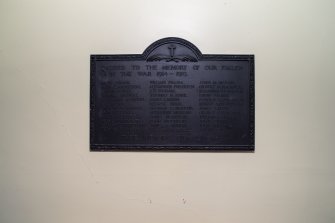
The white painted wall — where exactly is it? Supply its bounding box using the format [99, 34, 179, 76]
[1, 0, 334, 222]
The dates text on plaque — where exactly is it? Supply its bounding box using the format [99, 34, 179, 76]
[90, 37, 254, 151]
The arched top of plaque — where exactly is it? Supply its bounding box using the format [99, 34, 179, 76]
[143, 37, 202, 62]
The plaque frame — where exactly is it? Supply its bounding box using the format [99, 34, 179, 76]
[90, 37, 254, 152]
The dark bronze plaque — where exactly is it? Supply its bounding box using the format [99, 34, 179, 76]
[90, 37, 254, 151]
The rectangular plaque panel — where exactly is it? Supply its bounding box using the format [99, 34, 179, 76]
[90, 37, 254, 151]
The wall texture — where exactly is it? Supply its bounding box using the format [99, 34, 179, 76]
[1, 0, 334, 222]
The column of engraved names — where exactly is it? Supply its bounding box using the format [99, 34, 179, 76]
[148, 65, 195, 143]
[198, 80, 244, 143]
[98, 64, 144, 142]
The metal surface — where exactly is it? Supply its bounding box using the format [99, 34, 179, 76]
[90, 37, 254, 151]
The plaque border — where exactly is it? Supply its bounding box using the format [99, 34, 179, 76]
[90, 37, 254, 152]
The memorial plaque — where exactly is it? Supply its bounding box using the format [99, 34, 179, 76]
[90, 37, 254, 151]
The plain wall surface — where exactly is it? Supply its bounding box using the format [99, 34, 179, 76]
[1, 0, 334, 222]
